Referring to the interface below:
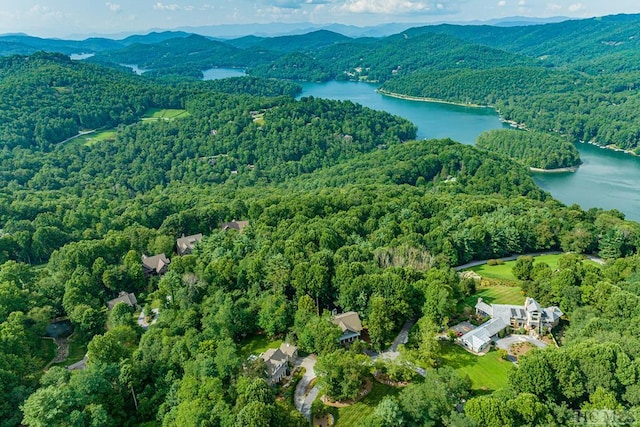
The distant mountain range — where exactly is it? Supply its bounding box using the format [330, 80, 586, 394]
[5, 16, 571, 42]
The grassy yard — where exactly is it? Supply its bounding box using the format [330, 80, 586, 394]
[440, 341, 511, 393]
[331, 380, 402, 427]
[141, 108, 190, 121]
[238, 334, 283, 359]
[468, 253, 599, 283]
[76, 130, 117, 147]
[462, 285, 524, 308]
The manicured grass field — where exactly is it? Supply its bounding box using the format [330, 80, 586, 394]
[77, 130, 117, 147]
[440, 342, 511, 393]
[462, 285, 524, 308]
[469, 261, 517, 282]
[141, 108, 190, 121]
[238, 334, 282, 359]
[333, 380, 401, 427]
[469, 253, 598, 283]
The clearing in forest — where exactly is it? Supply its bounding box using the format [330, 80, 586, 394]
[141, 108, 190, 121]
[78, 130, 117, 147]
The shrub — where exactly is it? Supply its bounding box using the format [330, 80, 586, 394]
[497, 348, 509, 360]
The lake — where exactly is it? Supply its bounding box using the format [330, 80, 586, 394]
[299, 80, 510, 144]
[298, 80, 640, 221]
[205, 72, 640, 221]
[202, 68, 245, 80]
[120, 64, 151, 75]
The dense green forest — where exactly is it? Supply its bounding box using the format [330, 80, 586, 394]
[476, 129, 582, 170]
[3, 28, 640, 426]
[49, 14, 640, 150]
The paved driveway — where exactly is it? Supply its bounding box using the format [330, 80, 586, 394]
[495, 335, 547, 353]
[294, 355, 317, 420]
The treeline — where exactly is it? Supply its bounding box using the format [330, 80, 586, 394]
[89, 34, 279, 79]
[0, 52, 179, 150]
[382, 67, 640, 150]
[248, 32, 533, 83]
[0, 53, 300, 151]
[476, 129, 581, 169]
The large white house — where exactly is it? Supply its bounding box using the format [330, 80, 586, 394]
[460, 297, 563, 353]
[261, 343, 298, 385]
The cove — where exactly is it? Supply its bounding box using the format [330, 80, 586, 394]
[298, 80, 640, 222]
[298, 81, 508, 144]
[204, 72, 640, 222]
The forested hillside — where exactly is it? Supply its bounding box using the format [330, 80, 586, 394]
[56, 14, 640, 150]
[476, 129, 581, 170]
[2, 40, 640, 427]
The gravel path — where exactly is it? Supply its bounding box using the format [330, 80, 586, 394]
[44, 337, 69, 370]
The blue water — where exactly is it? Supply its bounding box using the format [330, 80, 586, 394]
[299, 81, 509, 144]
[202, 68, 246, 80]
[204, 71, 640, 221]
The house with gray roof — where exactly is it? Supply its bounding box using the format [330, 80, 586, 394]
[107, 291, 138, 310]
[332, 311, 364, 344]
[176, 233, 203, 256]
[460, 297, 562, 353]
[261, 343, 298, 385]
[221, 220, 249, 232]
[142, 253, 170, 276]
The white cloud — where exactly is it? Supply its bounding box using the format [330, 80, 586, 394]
[568, 2, 584, 12]
[518, 0, 526, 6]
[340, 0, 459, 15]
[154, 3, 181, 11]
[547, 3, 562, 11]
[28, 4, 65, 20]
[497, 1, 507, 7]
[266, 0, 336, 10]
[106, 2, 121, 13]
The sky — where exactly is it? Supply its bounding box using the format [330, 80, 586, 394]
[1, 0, 640, 38]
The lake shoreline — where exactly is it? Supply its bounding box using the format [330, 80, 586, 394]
[580, 140, 638, 157]
[377, 89, 493, 109]
[379, 89, 640, 160]
[529, 166, 579, 173]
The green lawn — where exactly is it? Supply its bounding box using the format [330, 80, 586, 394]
[462, 285, 524, 308]
[469, 253, 598, 283]
[238, 334, 283, 359]
[77, 130, 117, 147]
[141, 108, 190, 121]
[332, 380, 402, 427]
[440, 342, 511, 393]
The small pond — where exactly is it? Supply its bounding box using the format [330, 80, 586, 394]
[46, 320, 74, 339]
